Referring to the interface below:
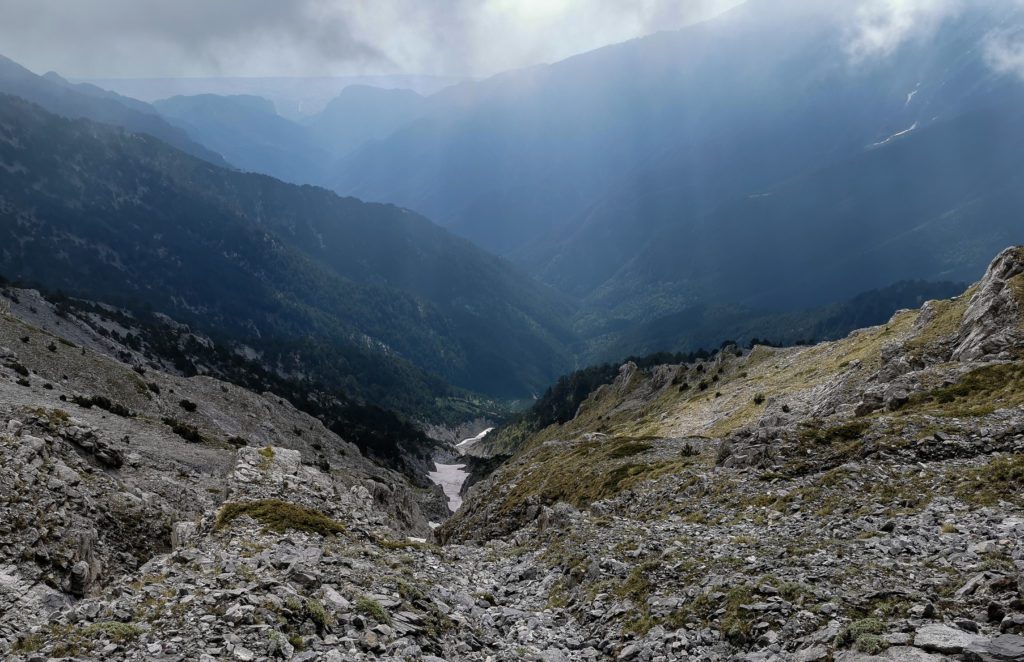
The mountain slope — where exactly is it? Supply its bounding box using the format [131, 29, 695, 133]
[305, 85, 426, 158]
[532, 3, 1024, 303]
[439, 247, 1024, 658]
[153, 94, 330, 184]
[0, 94, 576, 409]
[0, 54, 229, 168]
[586, 108, 1024, 325]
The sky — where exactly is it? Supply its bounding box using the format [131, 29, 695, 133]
[1, 0, 1019, 81]
[0, 0, 745, 79]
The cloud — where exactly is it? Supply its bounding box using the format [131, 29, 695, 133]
[984, 26, 1024, 79]
[845, 0, 965, 61]
[0, 0, 391, 78]
[0, 0, 742, 79]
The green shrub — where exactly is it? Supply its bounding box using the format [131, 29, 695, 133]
[355, 596, 390, 623]
[215, 500, 345, 536]
[836, 618, 885, 648]
[162, 417, 205, 444]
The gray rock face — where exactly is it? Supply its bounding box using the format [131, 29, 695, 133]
[171, 521, 198, 549]
[953, 246, 1024, 362]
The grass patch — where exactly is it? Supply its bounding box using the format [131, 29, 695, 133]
[955, 454, 1024, 507]
[607, 441, 653, 459]
[904, 362, 1024, 417]
[667, 585, 756, 644]
[215, 500, 345, 536]
[497, 437, 690, 512]
[905, 292, 972, 356]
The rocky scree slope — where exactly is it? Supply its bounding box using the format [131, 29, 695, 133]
[2, 248, 1024, 662]
[0, 295, 456, 650]
[0, 284, 455, 491]
[440, 247, 1024, 660]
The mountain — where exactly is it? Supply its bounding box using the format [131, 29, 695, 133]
[0, 54, 229, 167]
[2, 244, 1023, 660]
[305, 85, 427, 157]
[584, 108, 1024, 326]
[329, 1, 1024, 321]
[79, 74, 461, 118]
[531, 2, 1024, 306]
[154, 94, 330, 184]
[0, 94, 576, 413]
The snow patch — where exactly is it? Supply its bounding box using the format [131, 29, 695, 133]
[871, 122, 918, 147]
[427, 462, 469, 513]
[456, 427, 494, 451]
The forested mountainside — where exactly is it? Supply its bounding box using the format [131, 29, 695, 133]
[0, 95, 576, 416]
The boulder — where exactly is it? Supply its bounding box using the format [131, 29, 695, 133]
[914, 624, 987, 654]
[964, 635, 1024, 662]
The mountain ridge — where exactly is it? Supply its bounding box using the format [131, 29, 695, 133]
[0, 93, 576, 412]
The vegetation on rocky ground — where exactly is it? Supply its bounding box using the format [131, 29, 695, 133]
[215, 500, 346, 536]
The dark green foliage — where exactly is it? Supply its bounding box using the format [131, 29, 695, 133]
[162, 417, 205, 444]
[178, 399, 197, 413]
[7, 361, 29, 377]
[71, 395, 133, 417]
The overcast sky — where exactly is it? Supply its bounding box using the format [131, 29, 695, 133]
[1, 1, 1016, 81]
[0, 0, 745, 79]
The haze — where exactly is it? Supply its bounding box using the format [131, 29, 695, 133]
[0, 0, 744, 78]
